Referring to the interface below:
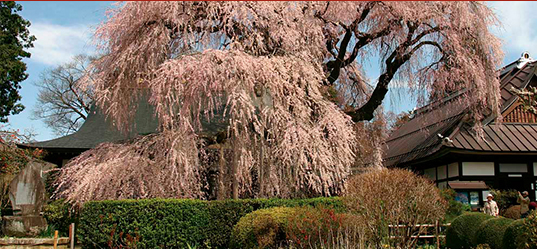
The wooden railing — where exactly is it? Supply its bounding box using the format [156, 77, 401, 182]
[389, 221, 451, 249]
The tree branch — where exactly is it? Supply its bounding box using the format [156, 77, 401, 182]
[346, 23, 445, 121]
[323, 2, 377, 85]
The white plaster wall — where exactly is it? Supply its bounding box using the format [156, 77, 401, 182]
[448, 162, 459, 178]
[499, 163, 527, 173]
[462, 162, 494, 176]
[438, 165, 447, 180]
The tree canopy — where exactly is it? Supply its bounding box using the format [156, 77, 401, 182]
[33, 55, 94, 136]
[56, 1, 504, 205]
[0, 1, 35, 122]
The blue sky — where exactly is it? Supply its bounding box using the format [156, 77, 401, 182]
[6, 1, 537, 142]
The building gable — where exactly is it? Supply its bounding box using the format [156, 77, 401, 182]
[501, 74, 537, 123]
[503, 102, 537, 123]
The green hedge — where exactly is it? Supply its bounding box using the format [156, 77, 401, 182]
[79, 199, 209, 248]
[502, 219, 526, 249]
[475, 217, 514, 249]
[205, 197, 343, 248]
[503, 212, 537, 249]
[78, 197, 342, 248]
[445, 213, 494, 249]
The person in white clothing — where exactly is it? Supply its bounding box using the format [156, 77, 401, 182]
[483, 194, 499, 217]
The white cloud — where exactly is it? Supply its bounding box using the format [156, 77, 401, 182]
[28, 23, 95, 66]
[489, 1, 537, 59]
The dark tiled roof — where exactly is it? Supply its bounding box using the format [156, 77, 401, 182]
[498, 59, 537, 114]
[384, 59, 537, 167]
[450, 123, 537, 152]
[25, 100, 159, 150]
[384, 98, 467, 167]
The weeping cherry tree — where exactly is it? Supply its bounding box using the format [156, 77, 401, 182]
[55, 1, 503, 205]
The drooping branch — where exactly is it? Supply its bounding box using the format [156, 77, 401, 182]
[56, 1, 503, 204]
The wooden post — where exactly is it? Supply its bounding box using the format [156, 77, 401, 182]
[53, 230, 59, 249]
[435, 220, 440, 249]
[70, 223, 75, 249]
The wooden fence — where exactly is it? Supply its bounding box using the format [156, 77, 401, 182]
[389, 221, 451, 249]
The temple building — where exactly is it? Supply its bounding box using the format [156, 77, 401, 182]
[20, 101, 159, 167]
[384, 53, 537, 208]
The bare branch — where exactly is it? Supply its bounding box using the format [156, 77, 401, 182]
[32, 54, 94, 135]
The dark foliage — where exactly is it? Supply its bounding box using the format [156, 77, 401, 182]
[0, 1, 35, 122]
[474, 217, 514, 249]
[77, 197, 342, 248]
[446, 212, 494, 249]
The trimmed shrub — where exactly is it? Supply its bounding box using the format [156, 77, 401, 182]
[344, 169, 446, 248]
[475, 217, 514, 249]
[204, 197, 342, 248]
[503, 205, 521, 219]
[521, 211, 537, 249]
[446, 212, 494, 249]
[78, 199, 210, 248]
[78, 197, 342, 248]
[42, 199, 78, 237]
[231, 207, 296, 248]
[502, 219, 526, 249]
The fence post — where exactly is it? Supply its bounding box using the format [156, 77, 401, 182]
[53, 230, 59, 249]
[435, 220, 440, 249]
[70, 223, 75, 249]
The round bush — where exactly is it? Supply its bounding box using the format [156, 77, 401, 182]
[475, 217, 514, 249]
[446, 213, 494, 249]
[502, 219, 525, 249]
[504, 211, 537, 249]
[344, 169, 446, 248]
[503, 205, 521, 219]
[231, 207, 296, 249]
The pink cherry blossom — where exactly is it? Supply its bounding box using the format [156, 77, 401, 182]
[56, 2, 503, 205]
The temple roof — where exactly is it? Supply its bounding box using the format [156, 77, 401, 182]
[384, 55, 537, 167]
[24, 100, 159, 150]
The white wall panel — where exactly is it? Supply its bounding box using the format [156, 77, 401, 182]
[462, 162, 494, 176]
[438, 165, 447, 180]
[448, 162, 459, 178]
[499, 163, 527, 173]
